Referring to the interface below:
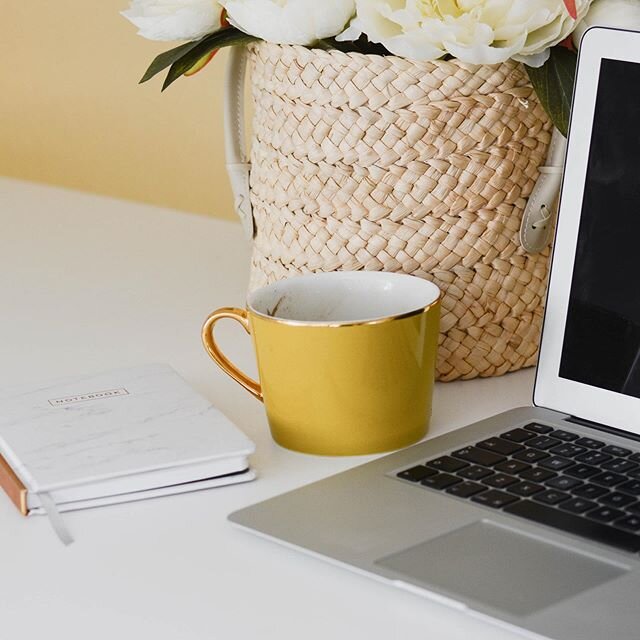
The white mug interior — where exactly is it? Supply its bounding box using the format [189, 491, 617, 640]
[248, 272, 440, 325]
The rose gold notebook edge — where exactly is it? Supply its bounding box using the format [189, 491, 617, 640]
[0, 453, 28, 515]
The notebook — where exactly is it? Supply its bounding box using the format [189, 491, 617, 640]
[0, 364, 255, 527]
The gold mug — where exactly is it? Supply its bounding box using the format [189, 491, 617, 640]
[202, 272, 441, 456]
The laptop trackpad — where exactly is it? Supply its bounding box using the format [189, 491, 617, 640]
[376, 521, 626, 617]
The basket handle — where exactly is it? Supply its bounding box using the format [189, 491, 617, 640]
[224, 45, 565, 252]
[224, 46, 254, 239]
[519, 128, 567, 253]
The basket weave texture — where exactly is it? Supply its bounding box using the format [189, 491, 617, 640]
[246, 42, 554, 381]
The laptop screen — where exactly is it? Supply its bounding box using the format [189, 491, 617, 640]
[559, 58, 640, 398]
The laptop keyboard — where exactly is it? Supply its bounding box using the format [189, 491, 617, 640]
[396, 423, 640, 553]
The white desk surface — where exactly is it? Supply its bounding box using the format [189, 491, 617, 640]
[0, 177, 535, 640]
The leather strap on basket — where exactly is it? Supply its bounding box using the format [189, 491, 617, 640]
[519, 128, 567, 253]
[224, 47, 566, 253]
[224, 46, 254, 239]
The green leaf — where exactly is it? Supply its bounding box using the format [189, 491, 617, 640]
[525, 46, 577, 137]
[140, 38, 208, 84]
[320, 35, 390, 56]
[162, 28, 257, 91]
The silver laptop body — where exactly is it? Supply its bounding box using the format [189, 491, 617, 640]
[230, 28, 640, 640]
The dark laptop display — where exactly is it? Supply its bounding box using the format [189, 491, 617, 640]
[560, 58, 640, 398]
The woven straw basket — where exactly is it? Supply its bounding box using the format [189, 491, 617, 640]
[224, 42, 562, 381]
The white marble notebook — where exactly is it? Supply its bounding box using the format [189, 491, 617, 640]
[0, 364, 255, 518]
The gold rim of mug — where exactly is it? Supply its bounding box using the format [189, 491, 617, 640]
[247, 290, 443, 328]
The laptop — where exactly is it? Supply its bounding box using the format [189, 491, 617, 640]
[230, 27, 640, 640]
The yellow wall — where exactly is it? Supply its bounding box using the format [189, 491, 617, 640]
[2, 0, 235, 220]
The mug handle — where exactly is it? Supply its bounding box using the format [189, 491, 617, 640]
[201, 308, 263, 402]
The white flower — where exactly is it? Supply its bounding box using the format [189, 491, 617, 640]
[573, 0, 640, 48]
[339, 0, 593, 67]
[122, 0, 224, 42]
[221, 0, 355, 45]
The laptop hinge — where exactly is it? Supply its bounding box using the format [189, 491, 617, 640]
[566, 415, 640, 444]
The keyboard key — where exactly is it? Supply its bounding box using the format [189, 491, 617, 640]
[495, 460, 530, 475]
[471, 489, 520, 509]
[573, 484, 608, 499]
[626, 502, 640, 515]
[509, 481, 544, 497]
[534, 490, 570, 505]
[427, 456, 469, 473]
[575, 451, 612, 465]
[452, 447, 505, 467]
[587, 506, 624, 523]
[524, 423, 554, 434]
[549, 443, 586, 458]
[539, 456, 574, 471]
[527, 436, 562, 450]
[513, 449, 550, 464]
[477, 437, 523, 456]
[505, 501, 640, 553]
[483, 473, 519, 489]
[575, 437, 605, 449]
[599, 492, 635, 509]
[560, 498, 597, 514]
[602, 445, 632, 457]
[457, 465, 494, 481]
[397, 465, 437, 482]
[625, 468, 640, 480]
[446, 481, 487, 498]
[592, 472, 626, 487]
[501, 428, 535, 443]
[601, 458, 638, 474]
[629, 453, 640, 463]
[520, 467, 556, 482]
[420, 473, 462, 490]
[551, 430, 579, 441]
[617, 480, 640, 496]
[546, 476, 582, 491]
[566, 464, 600, 480]
[615, 515, 640, 531]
